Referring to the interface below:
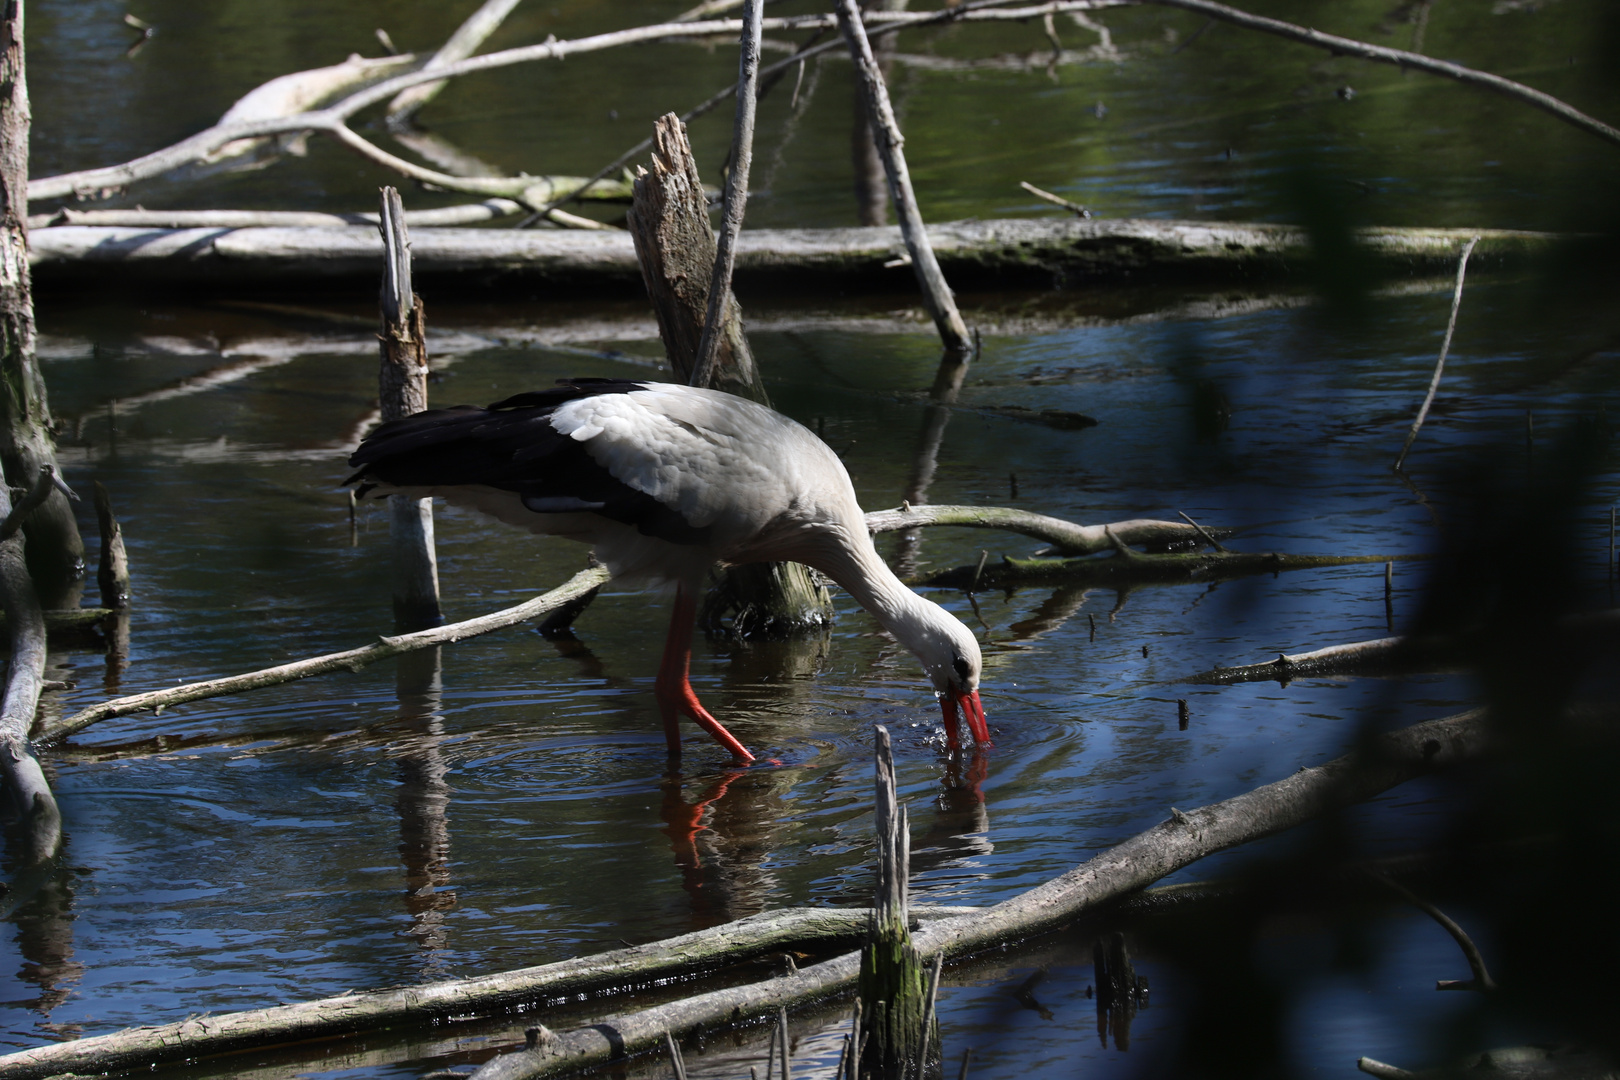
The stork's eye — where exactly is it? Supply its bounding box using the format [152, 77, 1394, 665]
[952, 655, 973, 682]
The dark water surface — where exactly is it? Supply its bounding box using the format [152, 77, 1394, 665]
[6, 1, 1619, 1078]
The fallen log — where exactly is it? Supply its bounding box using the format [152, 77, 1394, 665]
[915, 545, 1424, 589]
[27, 219, 1554, 294]
[464, 709, 1488, 1080]
[0, 905, 977, 1080]
[0, 709, 1488, 1080]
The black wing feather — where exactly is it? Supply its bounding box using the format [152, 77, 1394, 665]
[345, 379, 711, 546]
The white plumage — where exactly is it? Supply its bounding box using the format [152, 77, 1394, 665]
[348, 378, 988, 762]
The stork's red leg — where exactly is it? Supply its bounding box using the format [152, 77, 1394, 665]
[655, 585, 756, 763]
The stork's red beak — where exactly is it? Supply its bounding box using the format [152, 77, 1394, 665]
[942, 689, 990, 749]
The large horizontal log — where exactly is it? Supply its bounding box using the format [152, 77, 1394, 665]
[467, 709, 1488, 1080]
[27, 219, 1553, 294]
[0, 905, 976, 1080]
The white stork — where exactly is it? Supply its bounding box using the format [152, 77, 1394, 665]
[347, 378, 988, 763]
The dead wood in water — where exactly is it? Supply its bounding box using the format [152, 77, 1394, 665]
[0, 478, 60, 863]
[376, 187, 443, 630]
[690, 0, 764, 391]
[0, 904, 976, 1080]
[33, 566, 611, 745]
[27, 1, 1616, 210]
[457, 709, 1488, 1080]
[866, 505, 1229, 556]
[1182, 609, 1620, 685]
[628, 116, 762, 396]
[27, 220, 1554, 293]
[917, 545, 1425, 590]
[385, 0, 524, 127]
[0, 709, 1491, 1080]
[838, 0, 971, 354]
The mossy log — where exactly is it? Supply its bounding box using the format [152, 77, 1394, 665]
[27, 220, 1553, 294]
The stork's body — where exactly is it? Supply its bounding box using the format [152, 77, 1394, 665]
[347, 378, 987, 762]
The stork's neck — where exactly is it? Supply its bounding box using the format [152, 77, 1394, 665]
[812, 526, 952, 660]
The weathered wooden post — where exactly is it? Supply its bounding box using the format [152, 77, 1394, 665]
[377, 187, 443, 630]
[858, 726, 939, 1079]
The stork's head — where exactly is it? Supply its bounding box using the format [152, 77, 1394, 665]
[910, 606, 989, 749]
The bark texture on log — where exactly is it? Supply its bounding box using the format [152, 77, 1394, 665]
[858, 726, 937, 1080]
[28, 220, 1553, 293]
[0, 480, 60, 863]
[0, 904, 977, 1080]
[377, 187, 442, 629]
[0, 1, 81, 609]
[459, 710, 1488, 1080]
[627, 115, 763, 397]
[0, 710, 1488, 1079]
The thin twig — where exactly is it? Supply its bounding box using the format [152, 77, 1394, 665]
[1366, 870, 1498, 991]
[35, 566, 611, 744]
[31, 0, 1619, 206]
[777, 1006, 791, 1080]
[664, 1030, 689, 1080]
[1019, 180, 1090, 218]
[1175, 510, 1230, 553]
[917, 952, 944, 1080]
[1394, 235, 1478, 470]
[691, 0, 764, 389]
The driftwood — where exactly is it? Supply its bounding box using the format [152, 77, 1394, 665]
[838, 0, 971, 354]
[0, 708, 1489, 1079]
[32, 566, 611, 745]
[27, 220, 1555, 292]
[376, 188, 443, 629]
[627, 117, 763, 396]
[459, 709, 1488, 1080]
[27, 0, 1617, 209]
[1183, 609, 1620, 685]
[0, 905, 977, 1080]
[866, 506, 1228, 556]
[30, 200, 525, 230]
[915, 544, 1423, 589]
[858, 727, 937, 1079]
[0, 2, 81, 611]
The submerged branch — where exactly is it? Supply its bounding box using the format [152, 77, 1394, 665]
[35, 566, 610, 745]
